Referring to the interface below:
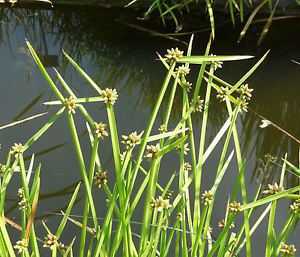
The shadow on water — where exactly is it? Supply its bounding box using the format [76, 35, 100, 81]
[0, 5, 299, 255]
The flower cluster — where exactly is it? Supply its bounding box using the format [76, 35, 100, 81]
[17, 188, 24, 198]
[182, 81, 192, 92]
[14, 238, 28, 254]
[216, 87, 229, 102]
[121, 131, 142, 148]
[176, 143, 190, 155]
[43, 233, 58, 250]
[240, 100, 249, 112]
[150, 196, 171, 212]
[264, 154, 277, 163]
[218, 219, 235, 229]
[101, 88, 118, 105]
[279, 243, 296, 256]
[229, 201, 242, 214]
[183, 162, 192, 172]
[238, 84, 253, 100]
[0, 163, 6, 177]
[210, 54, 223, 70]
[165, 48, 184, 62]
[94, 122, 108, 140]
[289, 199, 300, 213]
[165, 190, 174, 200]
[176, 212, 183, 221]
[201, 190, 213, 205]
[176, 65, 190, 78]
[144, 144, 161, 160]
[11, 143, 25, 156]
[64, 96, 77, 114]
[158, 124, 167, 134]
[194, 97, 204, 113]
[18, 198, 29, 211]
[94, 170, 107, 188]
[238, 84, 254, 112]
[263, 183, 284, 196]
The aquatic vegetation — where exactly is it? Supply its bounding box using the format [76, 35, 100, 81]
[0, 38, 299, 257]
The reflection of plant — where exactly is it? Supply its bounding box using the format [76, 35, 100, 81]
[128, 0, 297, 43]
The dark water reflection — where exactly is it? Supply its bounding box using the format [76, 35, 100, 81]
[0, 5, 299, 256]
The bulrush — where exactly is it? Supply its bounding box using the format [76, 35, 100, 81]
[150, 196, 171, 212]
[210, 54, 223, 70]
[43, 233, 58, 250]
[216, 86, 229, 102]
[145, 143, 161, 160]
[176, 143, 190, 155]
[238, 84, 254, 100]
[64, 96, 77, 114]
[279, 243, 296, 256]
[158, 124, 167, 134]
[94, 122, 108, 140]
[229, 201, 242, 214]
[201, 190, 213, 205]
[165, 48, 184, 62]
[101, 88, 118, 105]
[94, 170, 107, 188]
[289, 199, 300, 213]
[263, 182, 284, 196]
[121, 131, 142, 148]
[14, 239, 28, 254]
[176, 65, 190, 77]
[11, 143, 25, 156]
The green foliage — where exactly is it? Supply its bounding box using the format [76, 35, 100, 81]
[0, 38, 298, 257]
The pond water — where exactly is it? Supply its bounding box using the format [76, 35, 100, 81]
[0, 5, 299, 256]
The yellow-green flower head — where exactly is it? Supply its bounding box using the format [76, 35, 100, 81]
[176, 143, 190, 155]
[194, 97, 204, 113]
[101, 88, 118, 105]
[216, 87, 229, 102]
[158, 124, 167, 134]
[289, 199, 300, 213]
[176, 212, 183, 221]
[94, 170, 107, 188]
[64, 96, 78, 114]
[165, 189, 173, 199]
[240, 99, 249, 113]
[176, 65, 190, 77]
[238, 84, 254, 100]
[120, 152, 126, 161]
[17, 188, 24, 198]
[165, 48, 184, 62]
[18, 198, 29, 211]
[145, 143, 161, 160]
[43, 233, 58, 250]
[57, 242, 67, 252]
[210, 54, 223, 70]
[14, 238, 28, 254]
[263, 182, 284, 196]
[279, 243, 296, 256]
[218, 219, 235, 229]
[0, 163, 6, 177]
[182, 81, 192, 92]
[121, 131, 142, 148]
[201, 190, 213, 205]
[11, 143, 25, 156]
[229, 201, 242, 214]
[94, 122, 109, 140]
[183, 162, 192, 172]
[150, 196, 171, 212]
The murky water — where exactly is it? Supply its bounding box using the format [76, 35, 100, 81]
[0, 6, 299, 256]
